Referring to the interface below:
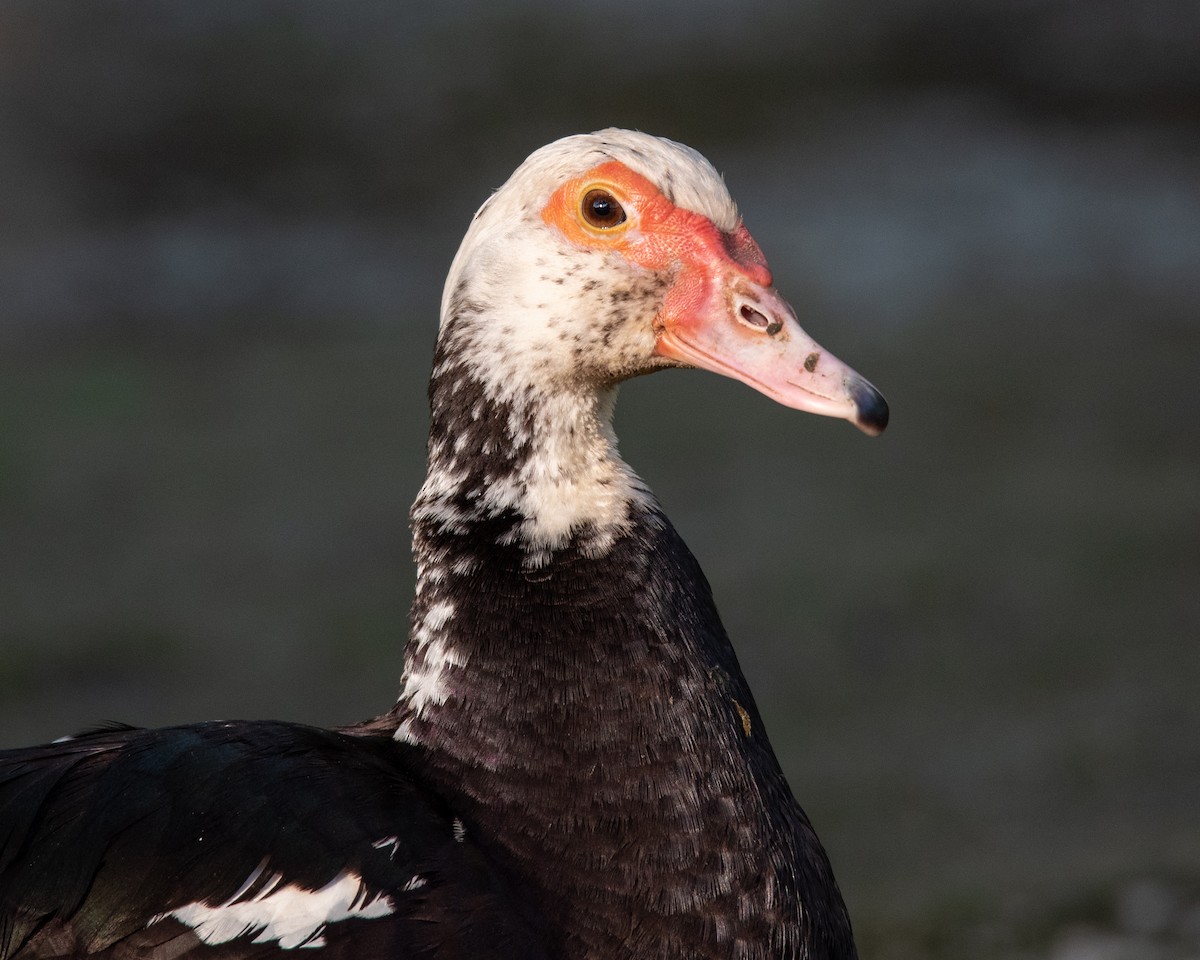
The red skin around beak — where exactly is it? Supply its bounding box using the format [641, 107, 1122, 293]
[652, 223, 889, 436]
[541, 160, 888, 435]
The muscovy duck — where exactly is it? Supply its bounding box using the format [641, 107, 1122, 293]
[0, 129, 887, 960]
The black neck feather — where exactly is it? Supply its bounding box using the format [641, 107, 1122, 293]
[382, 347, 856, 958]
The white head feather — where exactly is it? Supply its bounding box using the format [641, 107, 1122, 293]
[440, 129, 740, 326]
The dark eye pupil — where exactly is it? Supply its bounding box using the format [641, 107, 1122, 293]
[582, 189, 626, 228]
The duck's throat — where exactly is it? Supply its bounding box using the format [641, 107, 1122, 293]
[415, 351, 650, 563]
[395, 355, 657, 739]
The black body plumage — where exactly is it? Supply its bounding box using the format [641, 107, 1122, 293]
[0, 723, 549, 958]
[0, 495, 855, 959]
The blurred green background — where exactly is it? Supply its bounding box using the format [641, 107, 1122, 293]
[1, 2, 1198, 957]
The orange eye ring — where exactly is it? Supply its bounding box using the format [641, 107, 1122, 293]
[580, 188, 627, 230]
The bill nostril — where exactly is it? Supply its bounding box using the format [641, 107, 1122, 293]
[739, 304, 769, 328]
[738, 303, 782, 335]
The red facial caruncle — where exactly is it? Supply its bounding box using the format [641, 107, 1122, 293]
[541, 160, 888, 435]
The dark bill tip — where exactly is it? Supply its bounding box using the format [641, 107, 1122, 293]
[850, 380, 889, 436]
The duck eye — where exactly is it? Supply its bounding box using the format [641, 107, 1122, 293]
[581, 189, 626, 229]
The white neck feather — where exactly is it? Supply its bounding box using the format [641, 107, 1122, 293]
[415, 380, 653, 564]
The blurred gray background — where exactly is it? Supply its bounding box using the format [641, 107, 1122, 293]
[1, 1, 1197, 957]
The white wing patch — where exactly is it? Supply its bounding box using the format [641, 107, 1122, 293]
[149, 869, 394, 949]
[372, 835, 400, 859]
